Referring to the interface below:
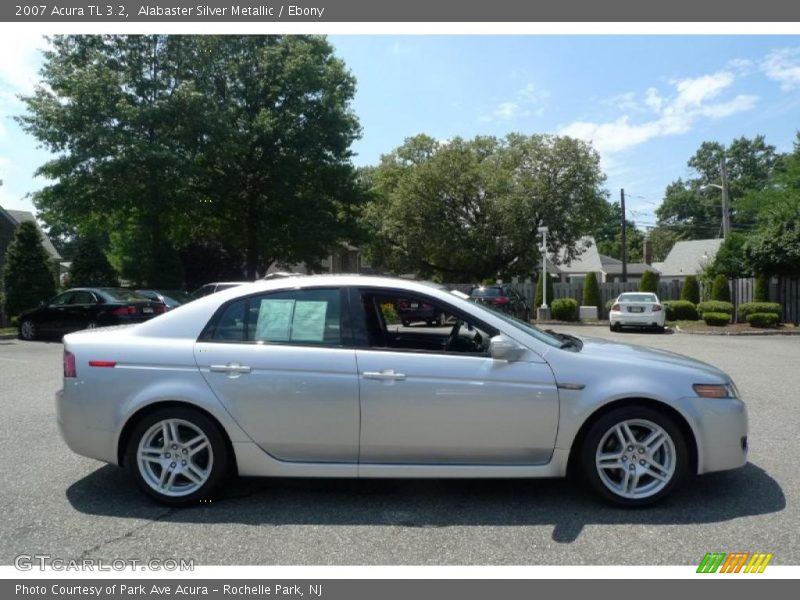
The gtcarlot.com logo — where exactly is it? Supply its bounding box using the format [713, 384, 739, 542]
[697, 552, 773, 573]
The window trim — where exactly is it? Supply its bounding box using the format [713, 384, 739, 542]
[198, 286, 353, 348]
[350, 286, 500, 357]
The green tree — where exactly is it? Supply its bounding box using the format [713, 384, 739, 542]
[2, 221, 56, 315]
[594, 201, 644, 262]
[711, 274, 731, 302]
[646, 226, 680, 263]
[18, 35, 363, 282]
[68, 232, 118, 287]
[362, 133, 607, 280]
[754, 273, 770, 302]
[534, 272, 555, 309]
[639, 270, 659, 293]
[680, 275, 700, 304]
[708, 232, 750, 278]
[582, 272, 601, 310]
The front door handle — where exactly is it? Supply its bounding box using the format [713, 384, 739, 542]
[210, 363, 252, 377]
[363, 369, 406, 381]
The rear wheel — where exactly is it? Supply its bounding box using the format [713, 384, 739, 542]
[124, 407, 230, 507]
[19, 320, 36, 340]
[580, 406, 688, 507]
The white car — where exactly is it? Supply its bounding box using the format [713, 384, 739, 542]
[609, 292, 666, 332]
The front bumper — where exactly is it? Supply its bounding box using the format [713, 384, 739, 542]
[675, 395, 749, 474]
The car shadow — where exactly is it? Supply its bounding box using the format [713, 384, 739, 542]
[66, 462, 783, 544]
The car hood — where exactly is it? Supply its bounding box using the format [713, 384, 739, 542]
[575, 336, 728, 380]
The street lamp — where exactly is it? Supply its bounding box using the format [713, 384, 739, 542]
[699, 157, 731, 239]
[537, 226, 549, 309]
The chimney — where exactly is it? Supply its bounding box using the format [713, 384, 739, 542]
[643, 238, 653, 265]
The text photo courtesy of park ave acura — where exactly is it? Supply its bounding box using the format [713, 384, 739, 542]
[1, 0, 800, 586]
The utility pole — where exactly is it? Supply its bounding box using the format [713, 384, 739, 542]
[720, 158, 731, 239]
[621, 188, 627, 283]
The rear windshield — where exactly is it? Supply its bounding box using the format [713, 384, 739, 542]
[618, 294, 657, 303]
[99, 289, 151, 302]
[469, 287, 502, 297]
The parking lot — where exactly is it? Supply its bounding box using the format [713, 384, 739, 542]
[0, 327, 797, 565]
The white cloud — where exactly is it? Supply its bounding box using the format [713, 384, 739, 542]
[762, 47, 800, 91]
[559, 70, 757, 157]
[479, 83, 549, 123]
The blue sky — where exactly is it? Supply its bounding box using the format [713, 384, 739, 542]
[2, 35, 800, 229]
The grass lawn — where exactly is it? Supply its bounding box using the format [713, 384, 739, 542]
[668, 320, 799, 333]
[0, 327, 17, 335]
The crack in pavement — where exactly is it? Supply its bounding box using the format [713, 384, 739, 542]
[79, 508, 176, 558]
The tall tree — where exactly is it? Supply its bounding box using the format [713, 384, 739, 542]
[67, 232, 118, 287]
[18, 35, 363, 283]
[2, 221, 56, 315]
[362, 134, 607, 280]
[595, 201, 645, 262]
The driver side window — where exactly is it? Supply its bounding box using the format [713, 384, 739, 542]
[359, 289, 495, 355]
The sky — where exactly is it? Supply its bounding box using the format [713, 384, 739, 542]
[1, 34, 800, 230]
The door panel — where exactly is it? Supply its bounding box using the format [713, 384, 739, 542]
[356, 350, 559, 465]
[196, 343, 360, 462]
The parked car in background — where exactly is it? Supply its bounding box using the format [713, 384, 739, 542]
[18, 288, 166, 340]
[609, 292, 666, 332]
[135, 289, 191, 311]
[57, 275, 748, 508]
[187, 282, 248, 302]
[468, 285, 530, 321]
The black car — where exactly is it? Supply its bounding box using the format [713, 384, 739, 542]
[135, 289, 191, 311]
[468, 285, 530, 321]
[187, 282, 248, 302]
[18, 288, 166, 340]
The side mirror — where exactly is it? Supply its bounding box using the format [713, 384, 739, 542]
[489, 335, 525, 362]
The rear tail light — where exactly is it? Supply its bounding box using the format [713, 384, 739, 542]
[398, 300, 409, 309]
[652, 304, 663, 312]
[493, 296, 510, 305]
[111, 306, 137, 316]
[153, 303, 167, 314]
[88, 360, 116, 368]
[611, 303, 620, 311]
[64, 351, 77, 378]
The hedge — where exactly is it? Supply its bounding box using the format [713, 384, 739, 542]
[551, 298, 579, 321]
[754, 274, 770, 302]
[703, 312, 731, 326]
[747, 313, 780, 328]
[711, 274, 731, 302]
[582, 272, 601, 310]
[737, 302, 781, 320]
[663, 300, 698, 321]
[697, 300, 734, 317]
[680, 275, 700, 305]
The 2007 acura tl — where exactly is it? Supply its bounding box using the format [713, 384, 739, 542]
[57, 275, 748, 507]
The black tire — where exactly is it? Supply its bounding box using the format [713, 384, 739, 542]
[19, 319, 37, 341]
[579, 405, 688, 507]
[124, 406, 230, 507]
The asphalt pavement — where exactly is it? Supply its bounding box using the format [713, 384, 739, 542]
[0, 328, 796, 565]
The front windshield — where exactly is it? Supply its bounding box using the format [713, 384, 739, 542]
[468, 300, 563, 348]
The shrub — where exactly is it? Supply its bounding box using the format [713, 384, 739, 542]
[697, 300, 734, 317]
[737, 302, 781, 320]
[582, 272, 601, 309]
[381, 302, 399, 324]
[747, 313, 780, 328]
[754, 273, 770, 302]
[10, 315, 20, 328]
[68, 232, 118, 287]
[703, 312, 731, 326]
[534, 272, 555, 308]
[710, 274, 731, 302]
[551, 298, 578, 321]
[639, 270, 659, 293]
[680, 275, 700, 304]
[663, 300, 698, 321]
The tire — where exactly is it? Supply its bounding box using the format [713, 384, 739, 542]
[124, 406, 230, 507]
[609, 322, 620, 332]
[19, 320, 36, 341]
[579, 405, 688, 507]
[402, 320, 410, 327]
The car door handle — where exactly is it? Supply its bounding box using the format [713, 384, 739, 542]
[210, 363, 252, 375]
[363, 369, 406, 381]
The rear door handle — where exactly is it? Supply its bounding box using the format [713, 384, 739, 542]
[210, 363, 252, 377]
[363, 369, 406, 381]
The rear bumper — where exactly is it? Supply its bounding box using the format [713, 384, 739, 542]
[56, 388, 118, 465]
[610, 311, 666, 327]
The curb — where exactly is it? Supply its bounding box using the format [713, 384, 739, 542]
[0, 333, 18, 340]
[675, 325, 800, 336]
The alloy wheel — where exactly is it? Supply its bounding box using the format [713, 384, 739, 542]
[20, 320, 36, 340]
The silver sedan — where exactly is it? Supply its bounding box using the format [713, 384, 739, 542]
[57, 275, 748, 507]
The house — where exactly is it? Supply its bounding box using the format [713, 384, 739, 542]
[550, 236, 658, 283]
[0, 206, 62, 282]
[264, 242, 383, 277]
[652, 238, 723, 282]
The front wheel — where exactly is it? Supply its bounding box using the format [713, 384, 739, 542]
[580, 406, 688, 507]
[124, 407, 230, 506]
[19, 320, 37, 340]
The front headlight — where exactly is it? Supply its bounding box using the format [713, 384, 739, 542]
[693, 383, 737, 399]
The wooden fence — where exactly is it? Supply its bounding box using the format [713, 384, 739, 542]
[447, 277, 800, 323]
